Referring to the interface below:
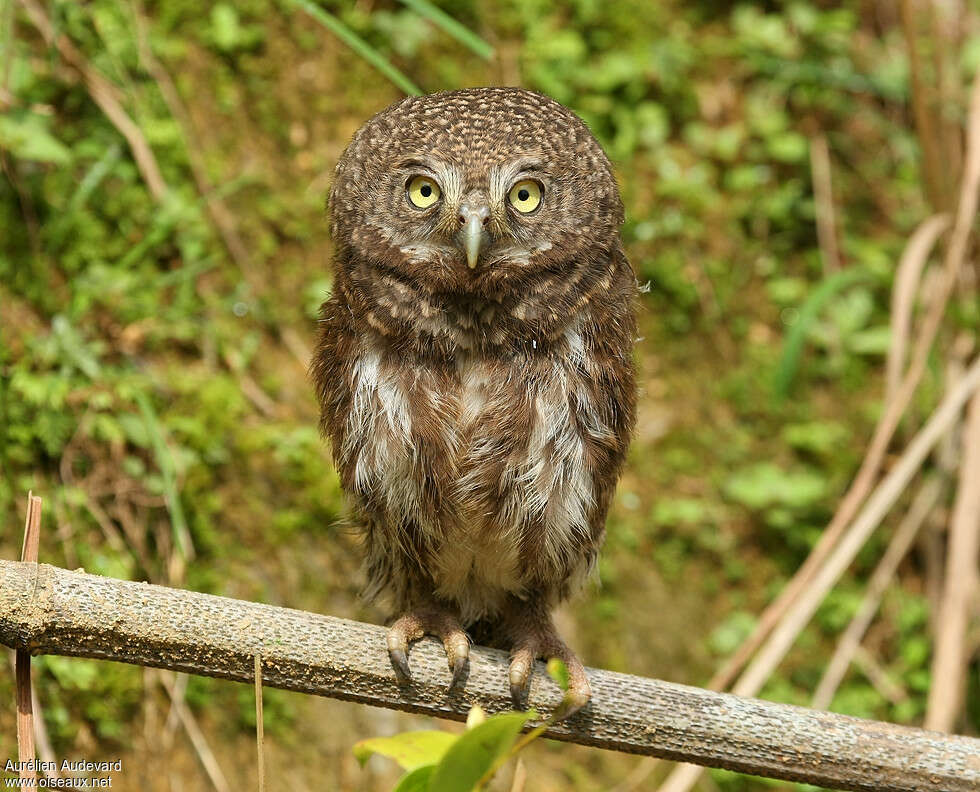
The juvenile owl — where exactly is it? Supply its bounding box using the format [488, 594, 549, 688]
[312, 87, 636, 716]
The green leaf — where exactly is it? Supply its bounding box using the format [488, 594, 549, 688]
[723, 463, 826, 511]
[211, 4, 242, 51]
[708, 611, 757, 655]
[847, 325, 891, 356]
[352, 730, 456, 771]
[393, 764, 435, 792]
[0, 111, 71, 164]
[429, 711, 535, 791]
[772, 267, 874, 397]
[547, 658, 570, 691]
[782, 421, 848, 457]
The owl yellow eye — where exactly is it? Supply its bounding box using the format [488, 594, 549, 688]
[407, 175, 441, 209]
[508, 179, 542, 213]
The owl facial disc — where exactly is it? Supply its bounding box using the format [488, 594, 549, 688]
[457, 202, 490, 269]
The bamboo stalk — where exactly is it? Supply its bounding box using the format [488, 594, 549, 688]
[1, 561, 978, 792]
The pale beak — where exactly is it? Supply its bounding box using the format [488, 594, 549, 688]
[457, 204, 490, 269]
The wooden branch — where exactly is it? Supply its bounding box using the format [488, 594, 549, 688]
[1, 562, 978, 792]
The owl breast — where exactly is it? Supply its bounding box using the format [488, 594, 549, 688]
[338, 327, 614, 621]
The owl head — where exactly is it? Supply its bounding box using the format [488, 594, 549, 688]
[328, 87, 627, 351]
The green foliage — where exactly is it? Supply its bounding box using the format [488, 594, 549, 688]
[427, 710, 535, 791]
[358, 663, 572, 791]
[355, 708, 539, 792]
[354, 731, 458, 771]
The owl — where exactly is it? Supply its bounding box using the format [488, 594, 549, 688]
[311, 87, 636, 716]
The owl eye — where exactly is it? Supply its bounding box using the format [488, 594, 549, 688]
[508, 179, 542, 214]
[407, 175, 441, 209]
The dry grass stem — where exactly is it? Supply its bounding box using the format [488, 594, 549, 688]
[160, 673, 232, 792]
[812, 476, 945, 709]
[280, 327, 313, 372]
[809, 133, 841, 274]
[886, 215, 950, 402]
[610, 756, 660, 792]
[30, 686, 60, 778]
[163, 672, 189, 739]
[925, 388, 980, 731]
[509, 758, 527, 792]
[929, 0, 964, 208]
[851, 646, 908, 705]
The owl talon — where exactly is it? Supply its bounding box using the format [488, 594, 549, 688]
[450, 655, 467, 689]
[504, 605, 591, 722]
[508, 648, 533, 710]
[388, 646, 412, 682]
[387, 606, 467, 690]
[510, 680, 527, 710]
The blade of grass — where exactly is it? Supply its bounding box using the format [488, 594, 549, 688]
[398, 0, 493, 60]
[288, 0, 421, 96]
[772, 267, 874, 398]
[135, 391, 193, 561]
[68, 142, 123, 211]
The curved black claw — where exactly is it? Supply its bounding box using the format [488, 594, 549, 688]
[389, 648, 412, 683]
[450, 655, 467, 690]
[510, 679, 528, 711]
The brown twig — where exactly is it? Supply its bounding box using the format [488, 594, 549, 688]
[16, 492, 41, 784]
[1, 561, 978, 792]
[254, 654, 265, 792]
[18, 0, 168, 201]
[925, 387, 980, 731]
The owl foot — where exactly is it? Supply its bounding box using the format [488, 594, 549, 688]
[386, 606, 470, 689]
[505, 612, 591, 722]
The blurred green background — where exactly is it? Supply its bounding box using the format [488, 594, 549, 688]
[2, 1, 978, 790]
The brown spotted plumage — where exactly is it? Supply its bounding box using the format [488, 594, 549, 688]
[311, 87, 636, 716]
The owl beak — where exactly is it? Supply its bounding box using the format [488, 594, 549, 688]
[457, 204, 490, 269]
